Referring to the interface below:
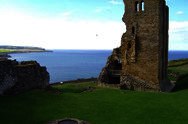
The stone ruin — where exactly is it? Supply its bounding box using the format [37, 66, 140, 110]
[0, 58, 49, 95]
[98, 0, 174, 91]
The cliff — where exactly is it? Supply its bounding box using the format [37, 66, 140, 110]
[0, 45, 51, 54]
[0, 59, 49, 95]
[0, 45, 45, 51]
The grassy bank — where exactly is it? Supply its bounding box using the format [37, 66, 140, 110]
[0, 46, 50, 55]
[0, 59, 188, 124]
[0, 49, 14, 53]
[168, 59, 188, 91]
[168, 59, 188, 75]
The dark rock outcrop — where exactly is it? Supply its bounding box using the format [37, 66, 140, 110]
[0, 53, 11, 58]
[0, 59, 49, 95]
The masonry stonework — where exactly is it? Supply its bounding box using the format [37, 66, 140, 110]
[98, 0, 174, 91]
[0, 59, 49, 95]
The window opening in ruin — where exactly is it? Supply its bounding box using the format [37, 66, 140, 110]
[128, 42, 131, 50]
[132, 27, 135, 35]
[141, 1, 145, 11]
[135, 2, 139, 12]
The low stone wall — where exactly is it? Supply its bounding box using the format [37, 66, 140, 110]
[120, 74, 160, 91]
[0, 59, 49, 95]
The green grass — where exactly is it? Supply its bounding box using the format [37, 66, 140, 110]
[0, 82, 188, 124]
[168, 59, 188, 82]
[0, 49, 14, 53]
[168, 59, 188, 67]
[0, 59, 188, 124]
[168, 59, 188, 75]
[169, 64, 188, 75]
[168, 59, 188, 91]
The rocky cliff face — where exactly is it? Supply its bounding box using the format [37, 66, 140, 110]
[0, 59, 49, 95]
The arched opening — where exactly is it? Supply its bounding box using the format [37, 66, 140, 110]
[135, 1, 139, 12]
[108, 59, 122, 84]
[127, 42, 132, 50]
[141, 1, 145, 11]
[132, 27, 135, 35]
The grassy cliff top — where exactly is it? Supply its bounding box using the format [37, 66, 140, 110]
[0, 45, 45, 50]
[0, 49, 14, 53]
[0, 45, 49, 54]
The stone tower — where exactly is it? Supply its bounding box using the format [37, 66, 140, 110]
[98, 0, 173, 91]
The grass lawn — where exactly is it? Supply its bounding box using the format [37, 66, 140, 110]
[0, 59, 188, 124]
[0, 82, 188, 124]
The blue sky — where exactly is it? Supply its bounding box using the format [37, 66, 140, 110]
[0, 0, 124, 21]
[0, 0, 187, 50]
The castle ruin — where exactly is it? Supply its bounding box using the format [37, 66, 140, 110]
[98, 0, 174, 91]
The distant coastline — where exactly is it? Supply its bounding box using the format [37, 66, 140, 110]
[0, 45, 52, 58]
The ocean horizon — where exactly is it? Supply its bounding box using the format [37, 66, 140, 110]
[10, 50, 188, 83]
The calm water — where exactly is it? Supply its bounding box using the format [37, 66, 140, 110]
[10, 50, 188, 83]
[10, 50, 111, 83]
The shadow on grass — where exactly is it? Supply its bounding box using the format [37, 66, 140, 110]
[64, 86, 95, 93]
[172, 74, 188, 92]
[48, 83, 96, 94]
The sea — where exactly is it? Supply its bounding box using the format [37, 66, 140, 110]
[10, 50, 188, 83]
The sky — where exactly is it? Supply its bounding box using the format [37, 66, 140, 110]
[0, 0, 187, 50]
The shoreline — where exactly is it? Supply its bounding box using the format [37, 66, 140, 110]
[0, 50, 53, 59]
[0, 54, 11, 58]
[7, 50, 53, 54]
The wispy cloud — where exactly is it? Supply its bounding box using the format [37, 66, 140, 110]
[169, 21, 188, 50]
[0, 8, 188, 50]
[109, 0, 123, 5]
[59, 11, 74, 17]
[0, 9, 125, 49]
[93, 8, 103, 13]
[176, 11, 184, 15]
[93, 6, 111, 14]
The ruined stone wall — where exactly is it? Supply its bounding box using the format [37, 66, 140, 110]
[121, 0, 162, 89]
[120, 0, 173, 91]
[98, 48, 122, 84]
[0, 59, 49, 95]
[99, 0, 173, 91]
[159, 1, 169, 90]
[120, 0, 172, 91]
